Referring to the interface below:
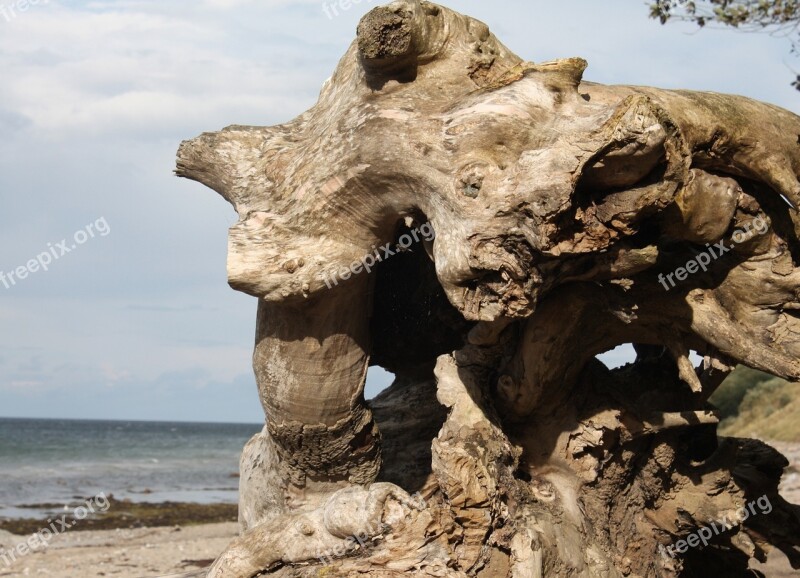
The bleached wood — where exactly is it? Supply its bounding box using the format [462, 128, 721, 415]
[177, 1, 800, 576]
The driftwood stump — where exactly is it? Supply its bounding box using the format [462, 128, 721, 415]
[176, 2, 800, 576]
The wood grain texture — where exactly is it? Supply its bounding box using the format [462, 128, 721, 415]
[177, 1, 800, 576]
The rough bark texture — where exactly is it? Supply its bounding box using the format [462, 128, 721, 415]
[176, 2, 800, 576]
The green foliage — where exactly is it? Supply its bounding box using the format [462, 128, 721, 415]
[709, 365, 775, 419]
[650, 1, 800, 28]
[738, 377, 793, 415]
[649, 1, 800, 89]
[711, 365, 800, 441]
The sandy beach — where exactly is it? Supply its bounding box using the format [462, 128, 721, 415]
[0, 522, 235, 578]
[0, 497, 238, 578]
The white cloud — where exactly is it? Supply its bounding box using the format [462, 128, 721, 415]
[0, 2, 324, 138]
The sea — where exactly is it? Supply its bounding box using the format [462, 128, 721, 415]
[0, 417, 263, 519]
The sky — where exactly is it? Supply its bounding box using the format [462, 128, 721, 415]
[0, 0, 797, 423]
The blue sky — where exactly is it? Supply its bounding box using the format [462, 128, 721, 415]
[0, 0, 797, 423]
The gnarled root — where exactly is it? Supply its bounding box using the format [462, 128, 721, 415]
[208, 483, 425, 578]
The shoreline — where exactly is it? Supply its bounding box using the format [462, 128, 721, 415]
[0, 521, 235, 577]
[0, 441, 796, 577]
[0, 496, 237, 536]
[0, 499, 238, 577]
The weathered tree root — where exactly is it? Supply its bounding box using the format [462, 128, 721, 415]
[216, 353, 800, 577]
[176, 1, 800, 576]
[208, 483, 428, 578]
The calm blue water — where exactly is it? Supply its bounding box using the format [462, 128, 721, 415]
[0, 418, 262, 518]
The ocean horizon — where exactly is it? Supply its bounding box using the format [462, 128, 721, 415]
[0, 417, 263, 520]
